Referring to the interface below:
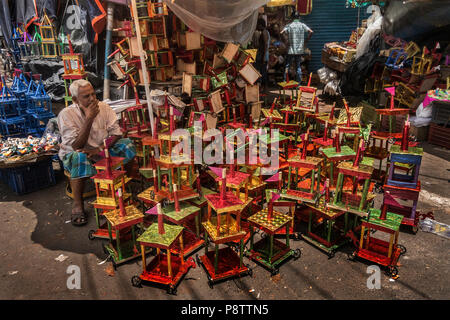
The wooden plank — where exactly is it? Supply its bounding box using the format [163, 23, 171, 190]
[209, 90, 224, 113]
[213, 53, 226, 69]
[185, 32, 202, 50]
[250, 101, 263, 120]
[245, 84, 260, 103]
[221, 43, 240, 63]
[184, 62, 196, 75]
[206, 113, 217, 130]
[239, 64, 261, 85]
[182, 72, 192, 96]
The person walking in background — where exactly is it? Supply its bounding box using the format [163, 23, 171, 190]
[254, 17, 270, 93]
[281, 11, 313, 84]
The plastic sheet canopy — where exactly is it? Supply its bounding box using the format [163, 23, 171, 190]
[163, 0, 269, 45]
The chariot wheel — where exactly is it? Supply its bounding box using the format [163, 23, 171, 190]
[397, 244, 407, 255]
[102, 243, 109, 255]
[247, 266, 253, 277]
[293, 249, 301, 260]
[387, 266, 398, 277]
[327, 250, 335, 259]
[374, 183, 383, 194]
[167, 286, 177, 295]
[88, 230, 95, 241]
[347, 252, 356, 261]
[131, 276, 142, 288]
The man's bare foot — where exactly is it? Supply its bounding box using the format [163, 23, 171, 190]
[71, 204, 87, 226]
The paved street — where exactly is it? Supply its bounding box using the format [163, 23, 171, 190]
[0, 142, 449, 300]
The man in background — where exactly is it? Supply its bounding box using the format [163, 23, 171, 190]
[254, 17, 270, 93]
[281, 11, 313, 84]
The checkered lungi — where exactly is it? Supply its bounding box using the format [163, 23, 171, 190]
[62, 138, 136, 179]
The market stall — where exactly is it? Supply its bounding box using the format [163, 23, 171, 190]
[0, 0, 449, 299]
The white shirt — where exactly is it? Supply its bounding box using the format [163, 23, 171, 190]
[57, 102, 122, 159]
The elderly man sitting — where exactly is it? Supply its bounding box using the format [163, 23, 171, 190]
[57, 79, 136, 226]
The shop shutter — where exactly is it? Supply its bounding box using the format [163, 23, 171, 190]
[301, 0, 372, 72]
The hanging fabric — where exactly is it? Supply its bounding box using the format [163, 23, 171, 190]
[75, 0, 106, 35]
[36, 0, 57, 20]
[15, 0, 39, 30]
[60, 0, 94, 57]
[0, 0, 13, 47]
[163, 0, 269, 45]
[297, 0, 312, 15]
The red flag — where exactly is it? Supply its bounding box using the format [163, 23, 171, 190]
[265, 172, 280, 182]
[172, 107, 182, 117]
[145, 205, 158, 215]
[384, 192, 402, 208]
[260, 117, 271, 126]
[209, 166, 224, 177]
[271, 192, 281, 202]
[384, 86, 396, 96]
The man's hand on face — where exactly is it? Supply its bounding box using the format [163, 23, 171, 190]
[74, 84, 99, 120]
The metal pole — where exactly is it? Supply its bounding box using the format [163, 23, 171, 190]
[103, 2, 114, 100]
[356, 5, 360, 44]
[130, 0, 156, 137]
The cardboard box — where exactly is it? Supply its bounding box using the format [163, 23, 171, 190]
[185, 32, 202, 50]
[358, 100, 378, 125]
[410, 124, 429, 142]
[245, 84, 260, 103]
[428, 123, 450, 148]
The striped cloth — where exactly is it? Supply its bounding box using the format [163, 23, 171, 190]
[63, 138, 136, 179]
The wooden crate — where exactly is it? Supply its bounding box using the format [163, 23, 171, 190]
[410, 124, 429, 142]
[431, 101, 450, 126]
[358, 100, 378, 125]
[185, 32, 202, 50]
[213, 53, 226, 69]
[209, 90, 224, 114]
[245, 84, 260, 103]
[177, 59, 196, 75]
[380, 113, 407, 133]
[250, 101, 263, 120]
[130, 37, 140, 57]
[182, 72, 192, 96]
[428, 122, 450, 149]
[206, 113, 217, 130]
[221, 43, 239, 63]
[321, 49, 349, 73]
[239, 64, 261, 85]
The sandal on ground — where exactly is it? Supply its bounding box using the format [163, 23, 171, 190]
[71, 209, 88, 226]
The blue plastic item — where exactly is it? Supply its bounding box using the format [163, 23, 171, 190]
[0, 158, 56, 195]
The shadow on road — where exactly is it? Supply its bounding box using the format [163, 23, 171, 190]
[0, 168, 106, 260]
